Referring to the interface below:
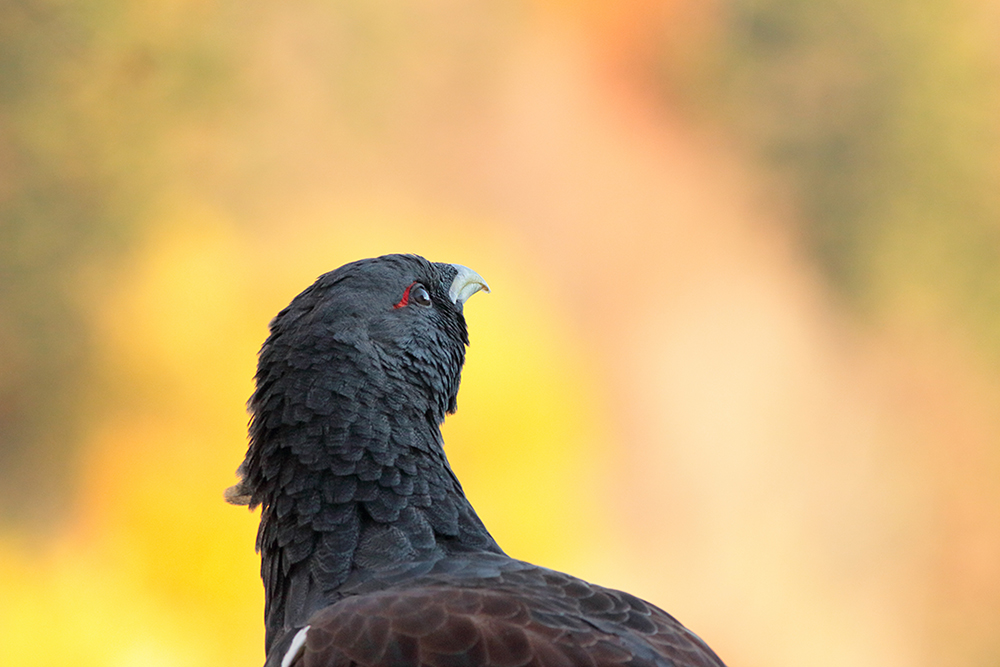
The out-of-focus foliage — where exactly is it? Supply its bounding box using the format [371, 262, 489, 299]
[714, 0, 1000, 352]
[0, 2, 998, 666]
[0, 0, 237, 522]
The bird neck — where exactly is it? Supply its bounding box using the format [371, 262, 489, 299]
[252, 403, 502, 649]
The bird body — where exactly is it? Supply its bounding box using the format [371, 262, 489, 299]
[228, 254, 726, 667]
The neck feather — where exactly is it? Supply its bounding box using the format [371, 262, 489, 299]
[247, 401, 502, 651]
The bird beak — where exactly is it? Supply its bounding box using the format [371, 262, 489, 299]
[449, 264, 490, 305]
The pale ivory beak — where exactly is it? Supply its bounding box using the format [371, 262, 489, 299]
[448, 264, 490, 305]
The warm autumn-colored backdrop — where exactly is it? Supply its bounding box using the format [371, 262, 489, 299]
[2, 2, 1000, 666]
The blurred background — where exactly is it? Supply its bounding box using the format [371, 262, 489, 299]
[2, 1, 999, 665]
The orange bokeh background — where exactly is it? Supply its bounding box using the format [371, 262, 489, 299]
[2, 2, 999, 666]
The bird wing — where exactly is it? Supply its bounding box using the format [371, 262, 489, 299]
[280, 568, 726, 667]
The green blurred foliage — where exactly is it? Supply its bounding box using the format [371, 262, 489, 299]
[0, 0, 235, 523]
[712, 0, 1000, 350]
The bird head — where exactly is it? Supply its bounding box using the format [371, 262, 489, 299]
[226, 254, 489, 507]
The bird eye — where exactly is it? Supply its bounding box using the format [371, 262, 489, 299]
[410, 283, 432, 307]
[394, 281, 433, 309]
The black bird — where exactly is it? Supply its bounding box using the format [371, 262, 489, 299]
[227, 254, 727, 667]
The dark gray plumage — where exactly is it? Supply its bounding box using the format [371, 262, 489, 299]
[228, 254, 727, 667]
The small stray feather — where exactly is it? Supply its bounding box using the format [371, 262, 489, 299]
[224, 462, 251, 505]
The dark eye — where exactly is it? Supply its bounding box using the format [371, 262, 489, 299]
[410, 283, 432, 306]
[394, 281, 433, 309]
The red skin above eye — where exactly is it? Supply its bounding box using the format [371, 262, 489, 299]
[393, 282, 415, 309]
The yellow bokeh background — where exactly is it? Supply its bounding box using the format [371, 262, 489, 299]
[2, 2, 999, 667]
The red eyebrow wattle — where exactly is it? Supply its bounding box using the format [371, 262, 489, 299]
[393, 282, 415, 309]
